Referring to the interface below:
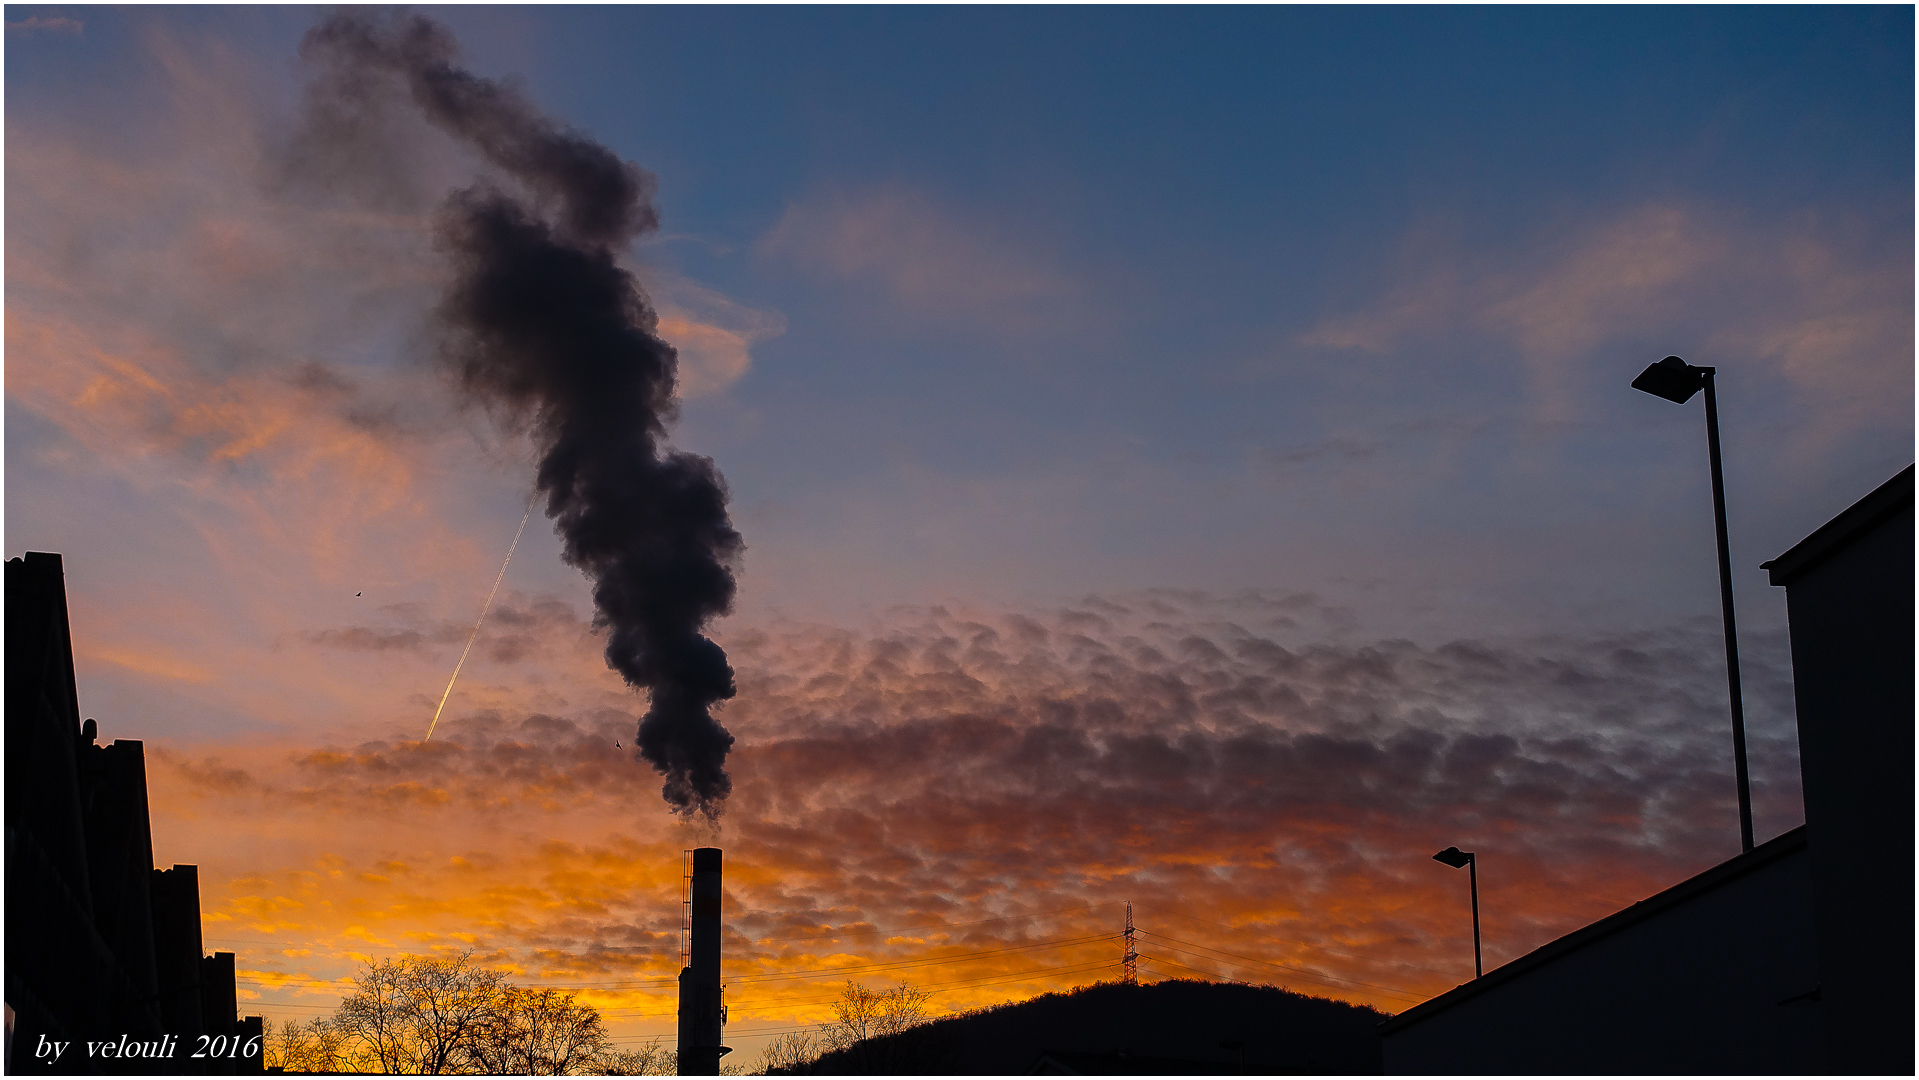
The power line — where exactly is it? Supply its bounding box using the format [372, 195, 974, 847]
[1140, 938, 1419, 1002]
[788, 958, 1117, 1005]
[253, 955, 1122, 1042]
[909, 959, 1119, 1001]
[747, 903, 1119, 945]
[208, 903, 1117, 957]
[726, 934, 1115, 986]
[1135, 930, 1421, 998]
[247, 948, 1123, 1022]
[237, 973, 680, 991]
[239, 938, 1113, 993]
[636, 958, 1127, 1047]
[1134, 939, 1423, 1003]
[600, 956, 1121, 1018]
[217, 909, 1120, 989]
[233, 905, 1438, 1036]
[238, 924, 1423, 1006]
[1135, 953, 1221, 981]
[1140, 905, 1458, 979]
[560, 903, 1123, 954]
[460, 932, 1118, 995]
[1137, 957, 1214, 984]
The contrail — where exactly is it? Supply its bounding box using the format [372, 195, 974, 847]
[425, 502, 533, 742]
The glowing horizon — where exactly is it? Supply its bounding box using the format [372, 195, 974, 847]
[7, 5, 1908, 1070]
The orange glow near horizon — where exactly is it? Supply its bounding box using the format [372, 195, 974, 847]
[135, 598, 1773, 1067]
[13, 14, 1897, 1073]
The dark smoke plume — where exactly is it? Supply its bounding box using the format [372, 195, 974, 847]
[297, 14, 742, 817]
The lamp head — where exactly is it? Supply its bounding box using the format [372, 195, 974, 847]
[1632, 355, 1704, 404]
[1433, 846, 1473, 869]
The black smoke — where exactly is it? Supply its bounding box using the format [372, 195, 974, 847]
[297, 14, 742, 817]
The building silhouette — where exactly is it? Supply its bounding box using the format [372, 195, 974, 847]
[1380, 465, 1913, 1072]
[5, 552, 265, 1074]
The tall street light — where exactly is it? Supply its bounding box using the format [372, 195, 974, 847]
[1631, 355, 1754, 853]
[1433, 847, 1480, 978]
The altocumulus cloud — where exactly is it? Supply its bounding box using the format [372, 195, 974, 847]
[152, 592, 1801, 1021]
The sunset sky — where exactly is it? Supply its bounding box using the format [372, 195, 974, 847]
[5, 6, 1912, 1067]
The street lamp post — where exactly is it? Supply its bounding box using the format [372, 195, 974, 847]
[1433, 847, 1480, 978]
[1631, 355, 1755, 853]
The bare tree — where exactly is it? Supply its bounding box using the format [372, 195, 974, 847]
[821, 981, 930, 1054]
[760, 981, 946, 1074]
[265, 1016, 351, 1073]
[467, 986, 609, 1075]
[594, 1037, 677, 1076]
[277, 954, 666, 1075]
[760, 1030, 820, 1073]
[330, 953, 508, 1074]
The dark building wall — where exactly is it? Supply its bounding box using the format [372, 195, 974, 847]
[199, 953, 238, 1076]
[1764, 465, 1915, 1074]
[5, 552, 149, 1072]
[5, 553, 92, 900]
[5, 553, 254, 1075]
[234, 1016, 265, 1076]
[1381, 829, 1822, 1074]
[80, 740, 167, 1044]
[1381, 466, 1916, 1075]
[4, 831, 147, 1072]
[152, 865, 208, 1047]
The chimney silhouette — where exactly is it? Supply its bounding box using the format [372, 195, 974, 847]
[677, 848, 727, 1074]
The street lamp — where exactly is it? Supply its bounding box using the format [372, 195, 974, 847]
[1631, 355, 1754, 854]
[1433, 846, 1480, 978]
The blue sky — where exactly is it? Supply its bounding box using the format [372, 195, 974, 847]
[9, 6, 1910, 640]
[3, 7, 1910, 1055]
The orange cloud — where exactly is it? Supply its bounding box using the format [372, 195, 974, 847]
[1301, 202, 1912, 426]
[4, 25, 784, 755]
[645, 271, 787, 398]
[143, 592, 1803, 1067]
[7, 314, 426, 556]
[82, 643, 217, 685]
[7, 22, 779, 602]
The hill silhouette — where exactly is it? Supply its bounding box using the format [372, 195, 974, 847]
[776, 979, 1387, 1074]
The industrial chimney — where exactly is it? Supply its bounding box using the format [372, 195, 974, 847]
[677, 847, 727, 1075]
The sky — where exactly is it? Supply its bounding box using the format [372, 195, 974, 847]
[5, 5, 1912, 1068]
